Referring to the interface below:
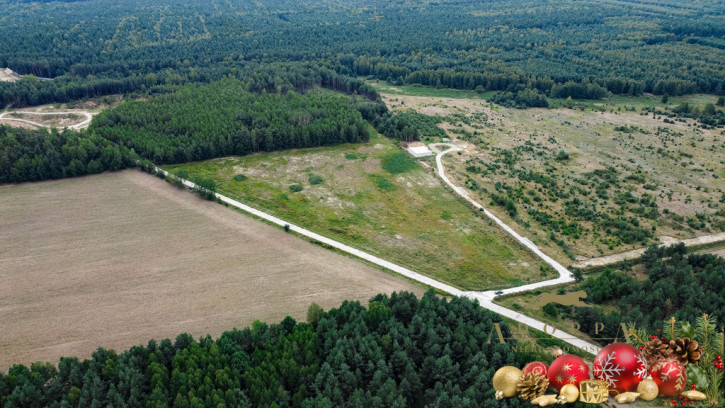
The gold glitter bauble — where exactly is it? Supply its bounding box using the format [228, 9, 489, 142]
[493, 366, 523, 399]
[636, 379, 658, 402]
[559, 384, 579, 403]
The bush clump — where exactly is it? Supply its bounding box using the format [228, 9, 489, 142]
[382, 151, 418, 174]
[369, 174, 395, 191]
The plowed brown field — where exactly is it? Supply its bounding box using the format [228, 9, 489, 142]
[0, 170, 421, 371]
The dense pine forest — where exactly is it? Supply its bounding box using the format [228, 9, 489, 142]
[0, 292, 588, 408]
[0, 125, 135, 183]
[90, 79, 373, 164]
[1, 0, 724, 108]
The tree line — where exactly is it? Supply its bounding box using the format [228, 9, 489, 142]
[0, 126, 135, 184]
[0, 291, 591, 408]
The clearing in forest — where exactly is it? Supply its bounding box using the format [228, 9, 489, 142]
[166, 130, 547, 291]
[0, 68, 21, 83]
[0, 170, 421, 371]
[376, 85, 725, 263]
[0, 95, 123, 130]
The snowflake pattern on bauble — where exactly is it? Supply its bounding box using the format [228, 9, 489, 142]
[595, 351, 624, 386]
[633, 353, 648, 381]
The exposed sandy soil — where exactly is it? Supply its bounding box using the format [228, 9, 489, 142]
[0, 170, 421, 371]
[5, 112, 85, 127]
[0, 119, 40, 130]
[0, 68, 21, 82]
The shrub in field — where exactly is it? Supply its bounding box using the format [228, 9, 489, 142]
[190, 176, 216, 200]
[369, 174, 395, 191]
[382, 151, 418, 174]
[289, 184, 303, 192]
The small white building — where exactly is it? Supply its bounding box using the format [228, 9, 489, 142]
[408, 145, 434, 158]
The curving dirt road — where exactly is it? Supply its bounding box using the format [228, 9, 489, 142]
[429, 143, 599, 353]
[0, 110, 95, 130]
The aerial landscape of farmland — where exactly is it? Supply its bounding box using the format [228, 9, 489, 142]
[1, 0, 724, 406]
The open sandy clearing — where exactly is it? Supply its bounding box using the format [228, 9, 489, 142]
[0, 170, 421, 371]
[0, 68, 21, 83]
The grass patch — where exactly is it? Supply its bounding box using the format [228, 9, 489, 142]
[368, 174, 395, 192]
[382, 151, 419, 174]
[345, 153, 364, 160]
[233, 174, 247, 181]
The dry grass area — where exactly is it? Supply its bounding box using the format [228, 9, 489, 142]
[10, 94, 123, 112]
[0, 170, 422, 371]
[378, 89, 725, 262]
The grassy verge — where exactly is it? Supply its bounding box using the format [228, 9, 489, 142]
[165, 129, 547, 290]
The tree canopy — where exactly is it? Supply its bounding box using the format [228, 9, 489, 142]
[1, 0, 723, 108]
[570, 244, 725, 342]
[0, 291, 593, 408]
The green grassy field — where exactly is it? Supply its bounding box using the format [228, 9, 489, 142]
[166, 130, 547, 290]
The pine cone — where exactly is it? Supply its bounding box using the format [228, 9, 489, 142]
[516, 373, 549, 400]
[668, 337, 703, 365]
[643, 337, 670, 367]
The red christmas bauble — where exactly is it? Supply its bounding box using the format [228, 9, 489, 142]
[547, 355, 590, 392]
[523, 361, 549, 378]
[593, 342, 648, 394]
[650, 358, 687, 397]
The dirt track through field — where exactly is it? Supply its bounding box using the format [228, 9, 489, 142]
[0, 110, 95, 130]
[0, 170, 421, 371]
